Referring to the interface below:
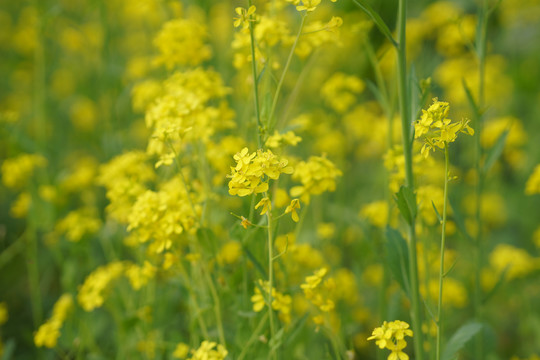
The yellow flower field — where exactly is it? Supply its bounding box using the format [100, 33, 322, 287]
[1, 0, 540, 359]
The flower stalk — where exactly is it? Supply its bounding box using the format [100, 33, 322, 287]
[396, 0, 424, 358]
[435, 144, 450, 360]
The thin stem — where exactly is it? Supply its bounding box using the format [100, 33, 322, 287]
[248, 0, 262, 147]
[396, 0, 424, 359]
[237, 312, 269, 360]
[473, 0, 489, 358]
[201, 261, 227, 346]
[436, 144, 450, 360]
[266, 209, 277, 360]
[268, 14, 307, 132]
[175, 259, 210, 340]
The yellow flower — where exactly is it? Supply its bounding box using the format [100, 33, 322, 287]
[525, 164, 540, 195]
[285, 199, 301, 222]
[233, 6, 256, 30]
[188, 340, 227, 360]
[414, 99, 474, 157]
[296, 0, 322, 12]
[173, 342, 190, 359]
[368, 320, 413, 359]
[255, 197, 272, 215]
[240, 216, 251, 229]
[228, 147, 293, 197]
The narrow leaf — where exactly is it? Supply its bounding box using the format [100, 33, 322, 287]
[449, 196, 472, 242]
[395, 186, 417, 225]
[285, 313, 309, 346]
[352, 0, 398, 47]
[432, 200, 442, 224]
[385, 226, 410, 297]
[243, 246, 267, 279]
[366, 80, 389, 111]
[462, 79, 480, 117]
[409, 65, 420, 128]
[483, 267, 508, 304]
[442, 322, 483, 360]
[483, 130, 509, 174]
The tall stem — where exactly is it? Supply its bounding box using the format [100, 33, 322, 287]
[266, 210, 277, 360]
[436, 144, 450, 360]
[248, 0, 262, 147]
[396, 0, 424, 359]
[474, 1, 489, 358]
[268, 14, 307, 131]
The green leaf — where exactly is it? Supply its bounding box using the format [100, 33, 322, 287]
[285, 313, 309, 346]
[462, 79, 480, 117]
[483, 267, 508, 304]
[1, 339, 15, 360]
[352, 0, 398, 48]
[442, 322, 483, 360]
[394, 185, 417, 225]
[243, 246, 267, 279]
[449, 196, 473, 242]
[269, 327, 285, 351]
[409, 65, 420, 129]
[432, 200, 442, 224]
[483, 129, 509, 174]
[385, 226, 410, 297]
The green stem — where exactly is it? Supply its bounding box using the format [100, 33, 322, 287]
[26, 229, 43, 329]
[474, 1, 488, 358]
[396, 0, 424, 359]
[436, 144, 450, 360]
[247, 0, 262, 147]
[201, 261, 227, 347]
[237, 312, 269, 360]
[268, 14, 307, 132]
[266, 210, 277, 360]
[176, 259, 210, 340]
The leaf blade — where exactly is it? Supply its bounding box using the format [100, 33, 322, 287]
[352, 0, 398, 48]
[442, 322, 483, 360]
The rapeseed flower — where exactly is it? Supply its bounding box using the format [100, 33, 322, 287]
[227, 147, 293, 197]
[188, 340, 227, 360]
[233, 6, 256, 30]
[414, 99, 474, 157]
[34, 294, 73, 348]
[290, 155, 342, 203]
[285, 199, 301, 222]
[368, 320, 413, 360]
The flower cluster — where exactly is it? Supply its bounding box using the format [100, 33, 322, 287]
[34, 294, 73, 348]
[291, 155, 342, 203]
[187, 340, 227, 360]
[227, 147, 293, 197]
[367, 320, 413, 360]
[287, 0, 338, 12]
[321, 72, 365, 114]
[301, 267, 335, 325]
[77, 261, 126, 311]
[153, 19, 211, 69]
[265, 130, 302, 149]
[251, 280, 292, 324]
[54, 207, 101, 242]
[127, 176, 201, 253]
[414, 99, 474, 157]
[98, 151, 156, 223]
[1, 153, 47, 189]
